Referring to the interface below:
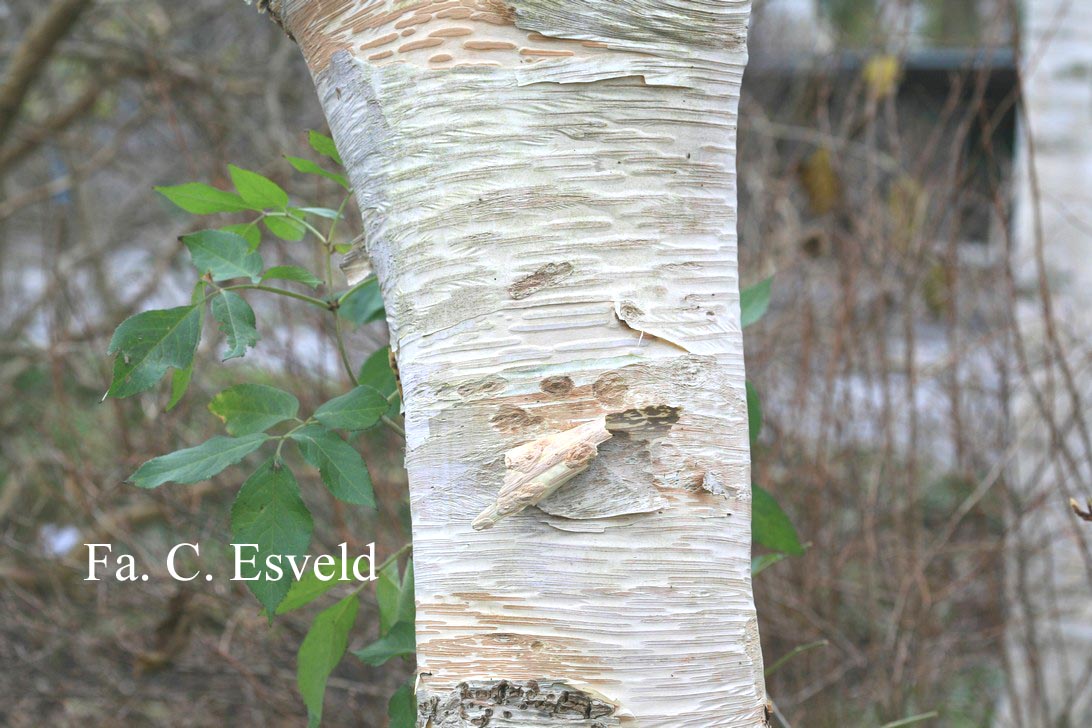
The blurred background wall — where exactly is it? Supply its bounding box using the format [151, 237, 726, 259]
[1, 1, 1090, 726]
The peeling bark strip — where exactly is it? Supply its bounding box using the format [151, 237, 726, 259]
[276, 0, 765, 724]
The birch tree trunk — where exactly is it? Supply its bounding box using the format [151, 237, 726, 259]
[265, 1, 765, 724]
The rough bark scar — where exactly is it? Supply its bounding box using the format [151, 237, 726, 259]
[419, 679, 621, 726]
[254, 0, 293, 39]
[539, 375, 574, 395]
[473, 416, 611, 530]
[508, 262, 574, 300]
[490, 405, 544, 433]
[475, 406, 682, 529]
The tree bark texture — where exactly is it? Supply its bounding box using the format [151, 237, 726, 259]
[274, 1, 765, 724]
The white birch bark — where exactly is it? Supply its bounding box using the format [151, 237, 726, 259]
[1001, 0, 1092, 724]
[267, 1, 765, 723]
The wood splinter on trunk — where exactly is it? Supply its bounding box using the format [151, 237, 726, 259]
[472, 416, 611, 531]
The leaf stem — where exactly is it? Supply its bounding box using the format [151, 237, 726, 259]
[334, 316, 359, 386]
[266, 210, 327, 242]
[221, 283, 330, 309]
[381, 415, 405, 438]
[352, 542, 413, 597]
[274, 419, 317, 463]
[878, 713, 940, 728]
[764, 640, 829, 678]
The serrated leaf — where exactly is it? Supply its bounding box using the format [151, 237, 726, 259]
[285, 155, 350, 190]
[155, 183, 252, 214]
[168, 364, 193, 411]
[337, 278, 385, 326]
[753, 484, 804, 556]
[352, 620, 415, 666]
[309, 130, 343, 167]
[231, 459, 313, 613]
[358, 346, 396, 396]
[212, 291, 259, 360]
[209, 384, 300, 436]
[376, 558, 414, 635]
[107, 306, 202, 398]
[388, 680, 416, 728]
[291, 425, 375, 507]
[166, 281, 208, 410]
[182, 230, 263, 283]
[314, 385, 388, 431]
[262, 265, 322, 289]
[741, 277, 772, 328]
[222, 222, 262, 250]
[375, 564, 400, 636]
[746, 381, 762, 446]
[229, 164, 288, 210]
[129, 433, 269, 488]
[264, 214, 307, 241]
[277, 559, 354, 615]
[298, 594, 359, 728]
[358, 346, 400, 417]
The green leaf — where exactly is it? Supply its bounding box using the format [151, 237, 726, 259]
[212, 291, 259, 360]
[231, 459, 313, 613]
[298, 594, 359, 728]
[182, 230, 263, 283]
[752, 552, 788, 576]
[352, 620, 415, 666]
[376, 558, 414, 635]
[746, 381, 763, 446]
[291, 425, 376, 507]
[753, 485, 804, 556]
[285, 155, 350, 190]
[228, 164, 288, 210]
[388, 679, 416, 728]
[295, 206, 342, 220]
[314, 385, 388, 431]
[209, 383, 300, 436]
[222, 222, 262, 250]
[261, 265, 322, 289]
[358, 346, 400, 417]
[358, 347, 396, 396]
[395, 559, 414, 627]
[167, 364, 193, 411]
[107, 306, 202, 398]
[277, 559, 354, 615]
[264, 215, 307, 241]
[129, 433, 269, 488]
[166, 281, 208, 410]
[337, 278, 385, 326]
[375, 565, 400, 636]
[308, 130, 343, 167]
[155, 183, 252, 214]
[741, 277, 773, 328]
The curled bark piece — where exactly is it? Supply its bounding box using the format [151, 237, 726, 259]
[472, 416, 611, 530]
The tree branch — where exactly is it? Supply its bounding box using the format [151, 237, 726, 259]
[0, 0, 94, 145]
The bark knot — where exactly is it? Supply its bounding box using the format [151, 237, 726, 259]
[473, 417, 611, 530]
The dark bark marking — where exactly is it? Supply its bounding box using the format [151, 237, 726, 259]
[508, 262, 574, 300]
